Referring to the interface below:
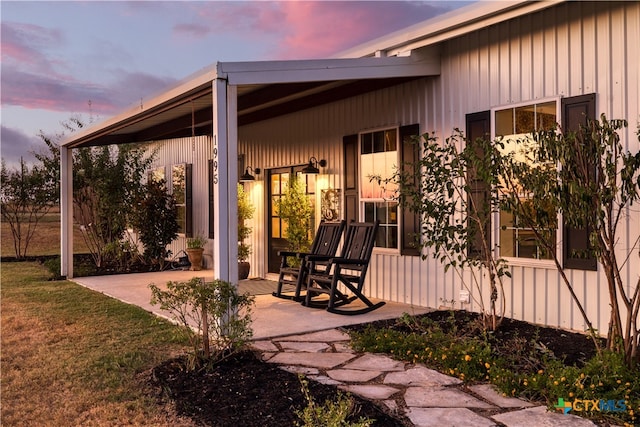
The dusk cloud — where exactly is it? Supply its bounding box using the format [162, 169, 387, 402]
[172, 1, 454, 59]
[1, 0, 470, 167]
[0, 125, 41, 167]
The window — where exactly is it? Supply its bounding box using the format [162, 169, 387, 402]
[172, 163, 192, 236]
[494, 101, 557, 260]
[149, 166, 165, 185]
[360, 128, 399, 249]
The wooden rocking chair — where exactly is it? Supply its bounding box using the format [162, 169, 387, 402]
[272, 220, 346, 301]
[304, 221, 385, 315]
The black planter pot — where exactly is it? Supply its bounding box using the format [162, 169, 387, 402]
[238, 261, 250, 280]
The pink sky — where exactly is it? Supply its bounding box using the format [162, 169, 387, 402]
[1, 1, 469, 167]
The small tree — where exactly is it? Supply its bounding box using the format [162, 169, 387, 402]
[277, 175, 313, 258]
[0, 158, 57, 259]
[73, 144, 155, 268]
[504, 115, 640, 365]
[149, 278, 255, 369]
[387, 131, 509, 331]
[237, 184, 255, 262]
[32, 117, 156, 269]
[130, 178, 179, 269]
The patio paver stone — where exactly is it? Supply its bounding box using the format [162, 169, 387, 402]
[251, 328, 598, 427]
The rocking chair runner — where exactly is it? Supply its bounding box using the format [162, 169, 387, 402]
[272, 220, 346, 301]
[304, 220, 385, 315]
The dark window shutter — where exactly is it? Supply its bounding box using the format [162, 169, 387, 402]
[466, 111, 492, 259]
[208, 159, 214, 239]
[562, 93, 597, 270]
[399, 124, 420, 256]
[343, 134, 359, 224]
[185, 163, 193, 238]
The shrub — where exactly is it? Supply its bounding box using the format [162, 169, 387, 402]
[149, 278, 254, 369]
[349, 312, 639, 425]
[295, 376, 373, 427]
[130, 178, 179, 269]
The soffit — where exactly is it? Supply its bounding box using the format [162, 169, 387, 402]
[63, 56, 438, 148]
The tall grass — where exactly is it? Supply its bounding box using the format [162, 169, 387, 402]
[1, 262, 193, 426]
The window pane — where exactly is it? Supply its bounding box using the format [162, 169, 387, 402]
[499, 210, 515, 257]
[386, 225, 398, 249]
[373, 131, 385, 153]
[364, 202, 375, 222]
[496, 101, 558, 260]
[361, 133, 373, 154]
[385, 129, 397, 151]
[306, 174, 316, 194]
[271, 174, 281, 195]
[515, 105, 535, 133]
[360, 128, 400, 250]
[172, 164, 185, 204]
[271, 218, 280, 238]
[389, 203, 398, 224]
[150, 167, 165, 185]
[176, 206, 186, 234]
[537, 101, 557, 130]
[495, 109, 513, 137]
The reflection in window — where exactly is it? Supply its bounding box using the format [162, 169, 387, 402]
[360, 128, 398, 249]
[495, 101, 557, 259]
[172, 164, 187, 234]
[149, 167, 165, 185]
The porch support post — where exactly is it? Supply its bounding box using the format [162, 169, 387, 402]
[60, 145, 73, 278]
[212, 77, 239, 284]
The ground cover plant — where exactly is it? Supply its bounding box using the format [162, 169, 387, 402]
[348, 310, 640, 426]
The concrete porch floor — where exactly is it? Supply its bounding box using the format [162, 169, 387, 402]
[71, 269, 431, 340]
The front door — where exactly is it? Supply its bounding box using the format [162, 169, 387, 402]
[267, 166, 316, 273]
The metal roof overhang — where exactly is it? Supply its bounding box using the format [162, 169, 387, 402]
[62, 55, 440, 149]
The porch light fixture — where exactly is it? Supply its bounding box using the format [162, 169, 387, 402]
[302, 157, 327, 174]
[240, 166, 261, 182]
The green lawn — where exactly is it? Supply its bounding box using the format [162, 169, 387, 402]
[1, 262, 193, 426]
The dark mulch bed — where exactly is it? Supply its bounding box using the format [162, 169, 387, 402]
[152, 351, 406, 427]
[150, 310, 605, 426]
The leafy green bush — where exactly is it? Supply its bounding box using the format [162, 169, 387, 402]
[130, 178, 179, 269]
[149, 278, 254, 370]
[295, 376, 373, 427]
[102, 239, 142, 271]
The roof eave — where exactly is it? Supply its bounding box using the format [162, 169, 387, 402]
[336, 0, 564, 58]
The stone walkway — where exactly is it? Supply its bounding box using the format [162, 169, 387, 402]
[252, 328, 597, 427]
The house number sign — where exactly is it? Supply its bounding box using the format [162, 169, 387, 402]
[212, 136, 219, 184]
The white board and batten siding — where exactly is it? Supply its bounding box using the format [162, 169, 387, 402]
[239, 1, 639, 336]
[437, 0, 639, 334]
[146, 136, 215, 268]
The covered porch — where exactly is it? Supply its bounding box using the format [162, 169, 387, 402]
[59, 51, 440, 287]
[70, 270, 431, 339]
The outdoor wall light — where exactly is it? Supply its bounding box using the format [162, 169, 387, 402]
[301, 157, 327, 174]
[240, 166, 261, 182]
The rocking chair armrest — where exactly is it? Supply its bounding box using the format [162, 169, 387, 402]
[305, 254, 333, 263]
[277, 250, 298, 257]
[330, 257, 367, 266]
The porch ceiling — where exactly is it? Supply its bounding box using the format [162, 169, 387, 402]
[63, 55, 439, 149]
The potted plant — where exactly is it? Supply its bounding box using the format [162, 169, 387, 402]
[186, 234, 207, 271]
[276, 176, 313, 267]
[237, 184, 255, 279]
